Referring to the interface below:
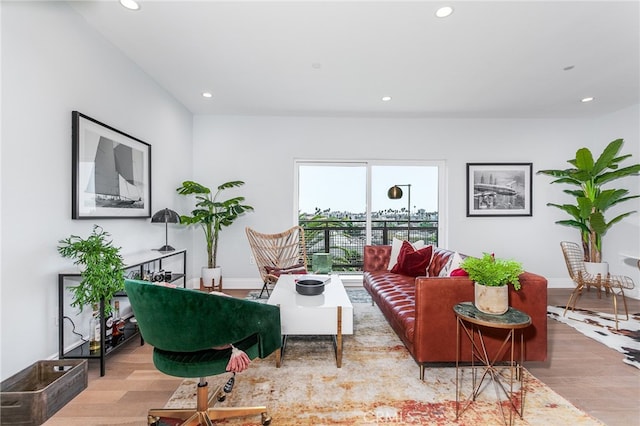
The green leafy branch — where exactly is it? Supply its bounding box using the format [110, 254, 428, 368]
[58, 225, 125, 314]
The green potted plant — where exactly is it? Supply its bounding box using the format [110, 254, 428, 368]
[537, 138, 640, 267]
[176, 180, 254, 287]
[57, 225, 125, 315]
[460, 253, 523, 315]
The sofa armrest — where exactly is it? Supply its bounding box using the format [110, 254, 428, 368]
[413, 272, 548, 362]
[363, 245, 391, 272]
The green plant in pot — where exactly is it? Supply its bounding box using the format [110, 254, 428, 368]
[460, 253, 523, 315]
[57, 225, 125, 315]
[176, 180, 254, 288]
[537, 138, 640, 266]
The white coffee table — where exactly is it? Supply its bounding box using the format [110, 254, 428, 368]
[267, 274, 353, 367]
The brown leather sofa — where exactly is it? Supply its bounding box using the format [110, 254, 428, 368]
[363, 245, 548, 379]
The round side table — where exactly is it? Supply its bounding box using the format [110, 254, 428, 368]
[453, 301, 531, 426]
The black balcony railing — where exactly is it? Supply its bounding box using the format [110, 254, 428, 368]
[299, 219, 438, 272]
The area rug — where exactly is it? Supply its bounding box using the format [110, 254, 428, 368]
[162, 299, 603, 425]
[547, 305, 640, 370]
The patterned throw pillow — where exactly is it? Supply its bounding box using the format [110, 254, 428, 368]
[387, 237, 425, 270]
[438, 251, 464, 277]
[390, 240, 433, 277]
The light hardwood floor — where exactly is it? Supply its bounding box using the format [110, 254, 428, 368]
[42, 288, 640, 426]
[527, 289, 640, 426]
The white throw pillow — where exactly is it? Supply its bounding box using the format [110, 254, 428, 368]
[388, 237, 425, 270]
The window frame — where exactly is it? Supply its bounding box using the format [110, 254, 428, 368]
[294, 159, 447, 248]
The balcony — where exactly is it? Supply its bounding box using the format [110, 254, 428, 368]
[299, 218, 438, 272]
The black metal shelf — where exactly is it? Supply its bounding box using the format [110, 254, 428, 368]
[58, 249, 187, 376]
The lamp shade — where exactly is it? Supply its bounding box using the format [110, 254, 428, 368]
[151, 208, 180, 224]
[387, 185, 403, 199]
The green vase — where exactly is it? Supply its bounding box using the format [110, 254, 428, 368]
[312, 253, 332, 274]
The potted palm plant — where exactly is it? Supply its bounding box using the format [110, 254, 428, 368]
[537, 138, 640, 269]
[57, 225, 125, 315]
[460, 253, 523, 315]
[176, 180, 254, 287]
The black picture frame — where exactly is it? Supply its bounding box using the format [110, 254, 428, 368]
[72, 111, 151, 219]
[466, 163, 532, 217]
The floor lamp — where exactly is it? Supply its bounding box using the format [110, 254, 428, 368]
[388, 184, 411, 240]
[151, 208, 180, 252]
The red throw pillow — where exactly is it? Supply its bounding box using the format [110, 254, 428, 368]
[390, 241, 433, 277]
[265, 263, 308, 277]
[450, 268, 469, 277]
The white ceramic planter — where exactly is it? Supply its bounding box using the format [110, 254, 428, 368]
[584, 261, 609, 278]
[201, 267, 221, 288]
[474, 282, 509, 315]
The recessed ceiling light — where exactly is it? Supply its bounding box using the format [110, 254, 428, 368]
[120, 0, 140, 11]
[581, 97, 594, 103]
[435, 6, 454, 18]
[202, 92, 213, 98]
[381, 96, 392, 102]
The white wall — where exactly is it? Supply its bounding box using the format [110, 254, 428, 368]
[1, 2, 194, 380]
[593, 105, 640, 284]
[192, 111, 639, 296]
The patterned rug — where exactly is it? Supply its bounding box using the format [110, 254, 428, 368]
[162, 295, 602, 425]
[547, 305, 640, 369]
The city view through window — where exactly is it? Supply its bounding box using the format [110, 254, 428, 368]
[297, 163, 440, 272]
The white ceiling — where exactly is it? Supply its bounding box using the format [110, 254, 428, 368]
[68, 0, 640, 118]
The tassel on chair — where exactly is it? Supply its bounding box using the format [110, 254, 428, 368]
[226, 345, 251, 373]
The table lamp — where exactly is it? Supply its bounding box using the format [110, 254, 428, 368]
[151, 208, 180, 252]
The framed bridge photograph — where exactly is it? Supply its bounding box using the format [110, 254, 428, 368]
[466, 163, 532, 217]
[72, 111, 151, 219]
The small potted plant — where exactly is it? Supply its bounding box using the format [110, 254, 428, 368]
[176, 180, 254, 288]
[57, 225, 125, 315]
[460, 253, 523, 315]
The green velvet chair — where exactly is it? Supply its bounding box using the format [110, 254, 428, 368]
[124, 279, 281, 426]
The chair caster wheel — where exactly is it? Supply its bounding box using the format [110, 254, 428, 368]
[261, 413, 272, 425]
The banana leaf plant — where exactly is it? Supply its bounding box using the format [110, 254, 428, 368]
[538, 138, 640, 262]
[176, 180, 254, 268]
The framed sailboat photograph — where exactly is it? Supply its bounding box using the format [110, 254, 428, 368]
[72, 111, 151, 219]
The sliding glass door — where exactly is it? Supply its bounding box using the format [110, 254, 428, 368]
[296, 160, 444, 271]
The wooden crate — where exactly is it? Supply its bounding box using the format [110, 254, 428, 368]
[1, 359, 88, 425]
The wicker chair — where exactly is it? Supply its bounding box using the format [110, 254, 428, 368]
[560, 241, 635, 329]
[246, 226, 308, 298]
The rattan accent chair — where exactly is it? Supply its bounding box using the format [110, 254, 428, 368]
[124, 279, 281, 426]
[560, 241, 635, 329]
[245, 226, 308, 298]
